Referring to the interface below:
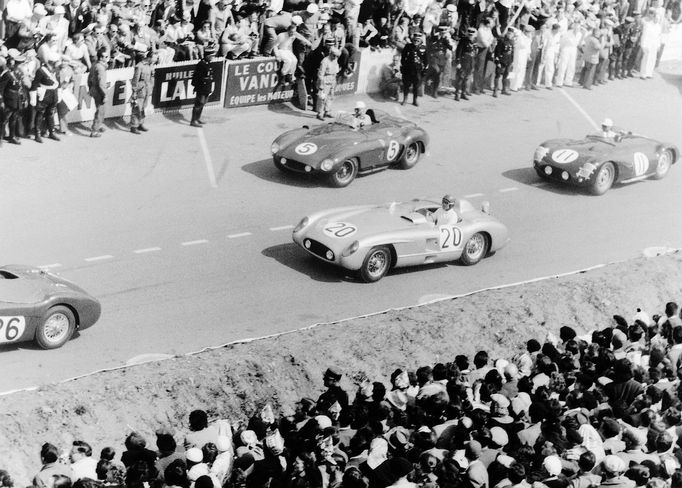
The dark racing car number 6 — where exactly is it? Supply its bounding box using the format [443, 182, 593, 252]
[439, 226, 462, 250]
[0, 316, 25, 343]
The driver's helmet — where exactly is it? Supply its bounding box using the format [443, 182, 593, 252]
[442, 194, 456, 209]
[354, 100, 366, 113]
[601, 117, 613, 130]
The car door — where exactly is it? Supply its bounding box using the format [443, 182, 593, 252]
[415, 206, 465, 262]
[0, 301, 33, 345]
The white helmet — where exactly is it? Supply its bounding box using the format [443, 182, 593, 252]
[601, 118, 613, 127]
[354, 100, 366, 110]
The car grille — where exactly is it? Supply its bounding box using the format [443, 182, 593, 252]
[275, 156, 310, 173]
[302, 238, 335, 261]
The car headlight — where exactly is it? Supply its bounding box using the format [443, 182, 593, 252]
[561, 171, 569, 181]
[342, 240, 359, 257]
[271, 142, 280, 154]
[544, 166, 553, 175]
[320, 159, 334, 172]
[294, 217, 309, 233]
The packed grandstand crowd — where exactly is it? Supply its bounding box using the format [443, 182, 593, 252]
[8, 301, 682, 488]
[1, 0, 681, 138]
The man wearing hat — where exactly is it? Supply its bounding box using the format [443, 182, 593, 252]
[464, 440, 488, 488]
[453, 27, 478, 101]
[623, 11, 642, 77]
[315, 46, 340, 120]
[0, 49, 26, 144]
[400, 31, 428, 106]
[317, 367, 349, 412]
[424, 26, 454, 98]
[87, 48, 109, 137]
[32, 57, 61, 142]
[130, 45, 153, 134]
[190, 43, 216, 127]
[492, 27, 515, 97]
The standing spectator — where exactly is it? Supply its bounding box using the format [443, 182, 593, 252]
[0, 49, 25, 144]
[190, 44, 215, 127]
[454, 27, 478, 101]
[400, 31, 428, 106]
[274, 17, 311, 83]
[316, 46, 340, 120]
[554, 22, 580, 87]
[579, 27, 602, 89]
[32, 58, 60, 143]
[638, 8, 660, 79]
[87, 48, 108, 137]
[510, 24, 532, 91]
[524, 25, 542, 90]
[492, 27, 514, 97]
[537, 23, 560, 88]
[473, 17, 494, 94]
[424, 26, 453, 98]
[3, 0, 32, 40]
[130, 46, 152, 134]
[32, 443, 72, 488]
[391, 16, 410, 52]
[624, 11, 642, 76]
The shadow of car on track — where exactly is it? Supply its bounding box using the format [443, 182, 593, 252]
[262, 243, 349, 282]
[242, 159, 327, 187]
[502, 167, 598, 196]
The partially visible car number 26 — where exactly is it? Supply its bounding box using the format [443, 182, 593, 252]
[0, 316, 26, 344]
[439, 226, 462, 250]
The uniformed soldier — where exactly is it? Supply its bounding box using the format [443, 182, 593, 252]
[492, 28, 515, 97]
[424, 26, 454, 98]
[190, 43, 216, 127]
[454, 27, 478, 101]
[624, 11, 642, 77]
[130, 46, 154, 134]
[400, 31, 428, 106]
[619, 16, 637, 77]
[32, 58, 61, 143]
[316, 47, 340, 120]
[0, 50, 27, 145]
[609, 21, 623, 80]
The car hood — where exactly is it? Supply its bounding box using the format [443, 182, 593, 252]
[542, 137, 614, 154]
[0, 265, 89, 303]
[279, 125, 362, 160]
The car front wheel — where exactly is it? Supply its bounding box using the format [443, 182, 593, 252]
[654, 149, 673, 180]
[460, 233, 489, 266]
[328, 158, 358, 188]
[35, 305, 76, 349]
[398, 142, 421, 169]
[590, 162, 615, 195]
[360, 246, 392, 282]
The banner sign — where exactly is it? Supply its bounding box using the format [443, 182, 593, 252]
[65, 67, 154, 123]
[224, 52, 361, 109]
[151, 60, 225, 110]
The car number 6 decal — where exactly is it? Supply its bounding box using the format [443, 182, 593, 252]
[295, 142, 318, 155]
[386, 141, 400, 161]
[323, 222, 358, 238]
[439, 226, 462, 250]
[0, 316, 26, 343]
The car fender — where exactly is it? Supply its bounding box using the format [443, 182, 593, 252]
[273, 127, 311, 151]
[460, 219, 509, 252]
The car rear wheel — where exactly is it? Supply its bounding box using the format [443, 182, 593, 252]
[360, 246, 392, 282]
[35, 305, 76, 349]
[398, 142, 421, 169]
[328, 158, 358, 188]
[654, 149, 673, 180]
[460, 233, 489, 266]
[590, 162, 615, 195]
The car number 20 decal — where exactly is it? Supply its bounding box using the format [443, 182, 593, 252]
[295, 142, 318, 155]
[439, 226, 462, 250]
[323, 222, 358, 238]
[386, 141, 400, 161]
[0, 316, 26, 343]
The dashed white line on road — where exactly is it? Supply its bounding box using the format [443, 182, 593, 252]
[197, 128, 218, 188]
[499, 187, 519, 193]
[559, 88, 600, 131]
[228, 232, 252, 239]
[181, 240, 209, 246]
[464, 193, 484, 198]
[133, 247, 162, 254]
[38, 263, 62, 269]
[85, 255, 114, 262]
[270, 225, 294, 231]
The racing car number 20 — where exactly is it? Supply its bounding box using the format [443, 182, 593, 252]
[0, 316, 26, 344]
[323, 222, 358, 238]
[439, 226, 462, 250]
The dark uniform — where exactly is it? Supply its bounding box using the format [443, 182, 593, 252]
[492, 31, 514, 97]
[454, 28, 478, 100]
[130, 52, 154, 133]
[0, 60, 26, 145]
[609, 26, 622, 79]
[191, 49, 216, 126]
[424, 29, 454, 98]
[621, 17, 640, 77]
[32, 62, 60, 143]
[400, 34, 428, 106]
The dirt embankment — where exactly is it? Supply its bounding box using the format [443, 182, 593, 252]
[3, 252, 682, 485]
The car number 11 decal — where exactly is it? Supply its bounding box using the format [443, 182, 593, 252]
[633, 152, 650, 176]
[0, 316, 26, 343]
[295, 142, 318, 155]
[439, 226, 462, 250]
[323, 222, 358, 238]
[386, 141, 400, 161]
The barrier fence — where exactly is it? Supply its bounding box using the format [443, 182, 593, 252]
[66, 53, 361, 123]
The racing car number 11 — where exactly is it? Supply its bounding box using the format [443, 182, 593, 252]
[439, 226, 462, 250]
[0, 316, 26, 343]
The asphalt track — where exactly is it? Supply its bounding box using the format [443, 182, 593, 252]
[1, 66, 681, 392]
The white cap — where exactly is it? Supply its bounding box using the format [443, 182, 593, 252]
[54, 5, 66, 14]
[307, 3, 319, 13]
[354, 100, 366, 110]
[601, 117, 613, 127]
[292, 15, 303, 25]
[186, 447, 203, 463]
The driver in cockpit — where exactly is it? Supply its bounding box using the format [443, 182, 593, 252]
[428, 195, 459, 225]
[600, 118, 617, 139]
[353, 101, 372, 128]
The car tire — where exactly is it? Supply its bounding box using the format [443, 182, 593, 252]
[590, 162, 615, 195]
[35, 305, 76, 349]
[459, 233, 489, 266]
[653, 149, 674, 180]
[359, 246, 392, 282]
[398, 142, 421, 169]
[328, 158, 358, 188]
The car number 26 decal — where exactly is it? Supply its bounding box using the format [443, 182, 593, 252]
[439, 226, 462, 250]
[295, 142, 318, 155]
[386, 141, 400, 161]
[323, 222, 358, 238]
[0, 316, 26, 343]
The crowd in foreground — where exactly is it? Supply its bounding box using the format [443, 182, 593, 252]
[1, 0, 681, 140]
[8, 301, 682, 488]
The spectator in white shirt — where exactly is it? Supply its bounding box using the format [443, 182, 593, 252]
[3, 0, 33, 38]
[70, 440, 98, 481]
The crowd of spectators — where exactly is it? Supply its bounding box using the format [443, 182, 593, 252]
[8, 301, 682, 488]
[0, 0, 681, 138]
